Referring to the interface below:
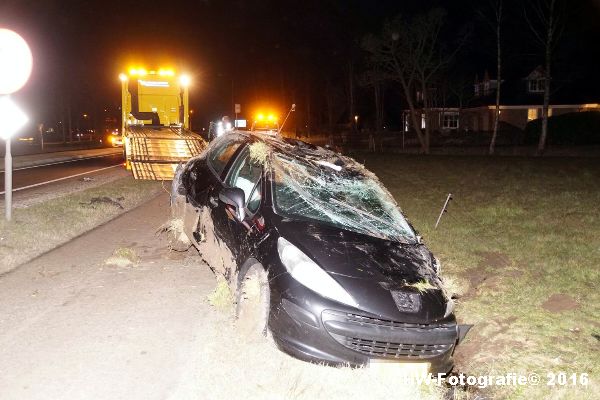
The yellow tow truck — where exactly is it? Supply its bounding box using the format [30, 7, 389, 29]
[119, 68, 206, 180]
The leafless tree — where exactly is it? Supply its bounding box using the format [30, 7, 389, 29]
[362, 9, 464, 153]
[411, 9, 465, 151]
[347, 60, 355, 132]
[359, 66, 390, 152]
[325, 79, 335, 144]
[478, 0, 504, 155]
[362, 16, 426, 152]
[524, 0, 564, 155]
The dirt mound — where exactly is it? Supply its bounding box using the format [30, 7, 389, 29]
[541, 293, 579, 313]
[476, 251, 511, 269]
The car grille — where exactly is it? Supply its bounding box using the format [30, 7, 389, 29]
[322, 310, 456, 360]
[342, 338, 452, 358]
[343, 312, 455, 330]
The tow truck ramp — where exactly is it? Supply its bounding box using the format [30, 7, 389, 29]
[125, 125, 206, 180]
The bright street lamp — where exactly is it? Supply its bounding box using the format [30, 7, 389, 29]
[179, 74, 191, 87]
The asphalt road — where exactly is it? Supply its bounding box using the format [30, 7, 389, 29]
[0, 153, 124, 194]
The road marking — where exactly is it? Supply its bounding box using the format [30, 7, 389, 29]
[0, 152, 122, 173]
[0, 164, 123, 195]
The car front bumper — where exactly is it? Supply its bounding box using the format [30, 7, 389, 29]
[268, 277, 459, 374]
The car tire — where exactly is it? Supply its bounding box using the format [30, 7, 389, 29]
[235, 265, 271, 340]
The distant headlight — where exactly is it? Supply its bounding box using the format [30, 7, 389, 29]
[277, 237, 358, 308]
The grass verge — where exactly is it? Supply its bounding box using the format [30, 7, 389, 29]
[0, 177, 162, 274]
[355, 153, 600, 399]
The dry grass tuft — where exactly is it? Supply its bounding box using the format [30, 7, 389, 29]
[206, 276, 234, 311]
[249, 142, 270, 165]
[105, 247, 139, 267]
[441, 275, 468, 299]
[406, 279, 437, 293]
[158, 217, 190, 246]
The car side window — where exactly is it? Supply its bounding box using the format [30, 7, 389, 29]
[246, 180, 262, 215]
[226, 147, 263, 213]
[208, 139, 243, 177]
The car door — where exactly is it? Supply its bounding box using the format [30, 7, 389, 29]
[182, 135, 245, 246]
[216, 145, 265, 263]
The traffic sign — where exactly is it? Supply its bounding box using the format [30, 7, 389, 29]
[0, 29, 33, 94]
[0, 28, 32, 221]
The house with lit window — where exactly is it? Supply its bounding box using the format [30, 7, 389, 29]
[462, 66, 599, 133]
[402, 66, 599, 134]
[401, 87, 462, 133]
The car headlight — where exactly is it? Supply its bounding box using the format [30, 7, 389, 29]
[277, 237, 358, 308]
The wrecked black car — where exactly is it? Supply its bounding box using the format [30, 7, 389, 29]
[171, 131, 469, 373]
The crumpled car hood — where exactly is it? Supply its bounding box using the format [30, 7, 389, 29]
[276, 219, 448, 321]
[277, 220, 437, 283]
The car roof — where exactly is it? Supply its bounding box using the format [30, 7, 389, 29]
[229, 130, 375, 180]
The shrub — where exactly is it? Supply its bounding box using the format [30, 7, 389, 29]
[524, 111, 600, 145]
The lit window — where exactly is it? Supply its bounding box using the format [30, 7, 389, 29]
[484, 81, 490, 95]
[527, 108, 539, 121]
[528, 79, 545, 93]
[441, 112, 459, 129]
[421, 114, 426, 129]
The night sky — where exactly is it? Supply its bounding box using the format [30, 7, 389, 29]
[1, 0, 599, 132]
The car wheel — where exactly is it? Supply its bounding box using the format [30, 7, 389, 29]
[235, 265, 271, 340]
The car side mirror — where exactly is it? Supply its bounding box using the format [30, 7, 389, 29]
[219, 187, 246, 221]
[177, 184, 187, 196]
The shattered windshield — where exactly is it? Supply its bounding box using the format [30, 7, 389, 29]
[271, 153, 416, 243]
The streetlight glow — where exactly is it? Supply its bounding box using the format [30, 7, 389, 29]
[179, 74, 191, 87]
[0, 97, 28, 140]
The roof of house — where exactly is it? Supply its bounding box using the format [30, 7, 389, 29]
[467, 66, 599, 108]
